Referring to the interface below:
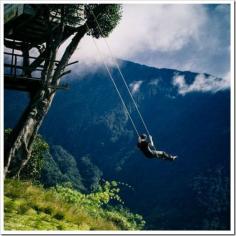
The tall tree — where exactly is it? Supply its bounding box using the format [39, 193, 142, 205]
[4, 4, 122, 178]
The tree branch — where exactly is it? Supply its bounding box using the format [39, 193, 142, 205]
[51, 24, 87, 84]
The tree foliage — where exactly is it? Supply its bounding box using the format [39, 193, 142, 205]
[4, 3, 123, 178]
[47, 4, 122, 38]
[78, 155, 103, 192]
[48, 4, 85, 27]
[4, 129, 49, 180]
[22, 134, 49, 180]
[191, 168, 230, 229]
[85, 4, 122, 38]
[50, 146, 85, 190]
[5, 129, 102, 192]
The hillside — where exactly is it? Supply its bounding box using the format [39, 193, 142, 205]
[4, 179, 145, 230]
[4, 60, 230, 230]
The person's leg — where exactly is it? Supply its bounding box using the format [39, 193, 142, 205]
[155, 150, 177, 161]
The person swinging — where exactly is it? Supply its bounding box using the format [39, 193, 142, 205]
[137, 134, 177, 161]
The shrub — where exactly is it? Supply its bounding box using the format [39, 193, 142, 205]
[4, 179, 145, 230]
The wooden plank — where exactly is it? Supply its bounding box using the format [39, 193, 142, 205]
[27, 23, 47, 32]
[4, 52, 60, 62]
[66, 60, 79, 67]
[47, 84, 69, 90]
[4, 75, 42, 92]
[4, 75, 69, 92]
[4, 63, 43, 71]
[21, 31, 46, 38]
[59, 70, 71, 78]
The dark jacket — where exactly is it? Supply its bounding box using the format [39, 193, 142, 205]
[137, 139, 155, 158]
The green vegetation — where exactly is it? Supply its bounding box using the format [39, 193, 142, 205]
[85, 4, 122, 38]
[4, 130, 145, 230]
[77, 155, 103, 192]
[4, 179, 145, 230]
[40, 145, 86, 192]
[39, 146, 103, 193]
[5, 129, 49, 179]
[5, 129, 102, 192]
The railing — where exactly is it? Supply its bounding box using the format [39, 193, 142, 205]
[4, 51, 77, 91]
[4, 52, 43, 80]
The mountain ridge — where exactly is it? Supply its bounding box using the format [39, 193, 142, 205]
[4, 59, 230, 230]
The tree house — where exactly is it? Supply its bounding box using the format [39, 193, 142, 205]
[4, 4, 83, 92]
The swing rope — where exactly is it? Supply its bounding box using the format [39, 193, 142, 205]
[85, 23, 140, 137]
[91, 11, 153, 139]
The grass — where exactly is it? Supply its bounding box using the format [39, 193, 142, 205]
[4, 179, 145, 231]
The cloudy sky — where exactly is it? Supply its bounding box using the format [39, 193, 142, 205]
[68, 4, 231, 86]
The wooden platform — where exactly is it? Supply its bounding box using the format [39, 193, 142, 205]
[4, 75, 70, 92]
[4, 75, 42, 92]
[4, 5, 76, 93]
[4, 5, 47, 47]
[4, 4, 80, 49]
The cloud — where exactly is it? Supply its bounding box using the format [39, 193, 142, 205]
[119, 4, 206, 53]
[59, 4, 230, 78]
[173, 73, 230, 95]
[70, 4, 206, 62]
[129, 80, 143, 94]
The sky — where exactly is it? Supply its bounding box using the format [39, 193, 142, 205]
[70, 4, 230, 77]
[3, 3, 231, 94]
[60, 3, 231, 94]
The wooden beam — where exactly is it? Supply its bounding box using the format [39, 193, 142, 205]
[4, 74, 41, 80]
[66, 60, 79, 67]
[4, 63, 43, 72]
[4, 75, 42, 92]
[59, 70, 71, 78]
[47, 83, 69, 90]
[4, 51, 59, 62]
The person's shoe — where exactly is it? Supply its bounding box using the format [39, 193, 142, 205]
[171, 155, 177, 161]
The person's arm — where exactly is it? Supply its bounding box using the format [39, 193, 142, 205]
[149, 135, 154, 147]
[138, 136, 142, 143]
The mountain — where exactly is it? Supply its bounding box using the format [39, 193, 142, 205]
[4, 60, 230, 230]
[40, 145, 84, 192]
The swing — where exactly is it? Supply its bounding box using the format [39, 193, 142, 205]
[85, 11, 177, 161]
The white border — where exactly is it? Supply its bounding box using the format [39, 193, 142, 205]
[1, 1, 4, 235]
[1, 230, 235, 235]
[1, 0, 235, 235]
[0, 0, 235, 4]
[230, 0, 235, 234]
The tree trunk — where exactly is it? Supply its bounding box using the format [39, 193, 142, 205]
[4, 88, 55, 178]
[4, 24, 88, 179]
